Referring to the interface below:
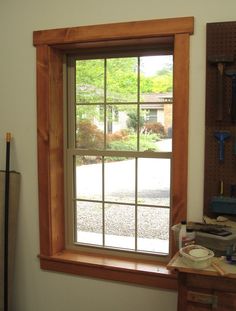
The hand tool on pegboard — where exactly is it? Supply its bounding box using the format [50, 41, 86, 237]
[214, 131, 230, 161]
[225, 69, 236, 123]
[225, 69, 236, 155]
[208, 56, 233, 121]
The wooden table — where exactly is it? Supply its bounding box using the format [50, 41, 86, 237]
[168, 252, 236, 310]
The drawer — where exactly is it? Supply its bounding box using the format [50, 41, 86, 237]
[185, 273, 236, 292]
[178, 272, 236, 310]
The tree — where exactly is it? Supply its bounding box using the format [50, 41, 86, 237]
[75, 56, 173, 103]
[126, 111, 145, 132]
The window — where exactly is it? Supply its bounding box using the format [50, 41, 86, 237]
[34, 17, 193, 288]
[66, 54, 173, 256]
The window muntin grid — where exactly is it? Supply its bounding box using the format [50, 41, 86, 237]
[67, 54, 173, 255]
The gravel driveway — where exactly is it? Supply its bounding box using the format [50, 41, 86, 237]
[76, 153, 171, 242]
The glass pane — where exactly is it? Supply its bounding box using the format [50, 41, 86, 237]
[137, 158, 170, 206]
[106, 104, 138, 151]
[76, 59, 104, 103]
[140, 104, 172, 152]
[75, 155, 102, 201]
[104, 157, 135, 203]
[140, 55, 173, 102]
[137, 206, 169, 254]
[105, 203, 135, 250]
[76, 201, 103, 245]
[139, 55, 173, 152]
[107, 58, 138, 102]
[76, 105, 104, 149]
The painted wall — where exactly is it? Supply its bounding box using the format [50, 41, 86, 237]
[0, 1, 236, 310]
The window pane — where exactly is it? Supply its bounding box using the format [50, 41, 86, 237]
[140, 55, 173, 152]
[140, 55, 173, 102]
[104, 157, 135, 203]
[105, 203, 135, 250]
[137, 158, 170, 206]
[75, 155, 102, 201]
[137, 206, 169, 254]
[76, 201, 103, 245]
[76, 59, 104, 103]
[107, 58, 138, 102]
[76, 105, 104, 149]
[106, 104, 138, 151]
[140, 105, 172, 152]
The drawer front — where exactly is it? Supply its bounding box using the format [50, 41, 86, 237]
[186, 274, 236, 292]
[187, 291, 218, 308]
[186, 303, 211, 311]
[215, 291, 236, 310]
[184, 290, 236, 310]
[178, 272, 236, 310]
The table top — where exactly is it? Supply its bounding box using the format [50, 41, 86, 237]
[167, 251, 236, 278]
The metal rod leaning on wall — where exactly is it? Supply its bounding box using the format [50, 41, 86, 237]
[4, 133, 11, 311]
[0, 136, 20, 311]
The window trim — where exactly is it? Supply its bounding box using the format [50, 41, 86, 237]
[34, 16, 193, 289]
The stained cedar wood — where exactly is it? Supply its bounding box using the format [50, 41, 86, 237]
[37, 45, 52, 255]
[178, 272, 236, 310]
[171, 33, 189, 255]
[37, 45, 65, 255]
[35, 17, 193, 289]
[33, 16, 193, 46]
[39, 251, 177, 289]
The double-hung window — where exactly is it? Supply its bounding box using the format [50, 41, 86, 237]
[66, 52, 173, 256]
[34, 17, 193, 287]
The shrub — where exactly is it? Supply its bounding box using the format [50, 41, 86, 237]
[143, 122, 166, 137]
[107, 129, 129, 142]
[76, 119, 104, 149]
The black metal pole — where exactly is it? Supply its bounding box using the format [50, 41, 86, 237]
[4, 132, 11, 311]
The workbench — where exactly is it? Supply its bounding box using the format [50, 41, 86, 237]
[168, 252, 236, 310]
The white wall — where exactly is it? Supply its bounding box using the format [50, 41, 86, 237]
[0, 1, 236, 310]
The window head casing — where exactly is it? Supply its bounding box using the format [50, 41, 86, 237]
[34, 17, 193, 287]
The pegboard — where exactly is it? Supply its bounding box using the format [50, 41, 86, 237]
[204, 21, 236, 216]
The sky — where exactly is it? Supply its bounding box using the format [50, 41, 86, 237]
[140, 55, 173, 76]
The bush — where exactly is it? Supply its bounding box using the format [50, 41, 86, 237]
[107, 133, 157, 152]
[107, 129, 129, 142]
[76, 119, 104, 149]
[143, 122, 166, 137]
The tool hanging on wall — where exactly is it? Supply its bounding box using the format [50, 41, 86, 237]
[225, 69, 236, 123]
[225, 69, 236, 155]
[214, 131, 230, 161]
[208, 56, 233, 121]
[4, 133, 11, 311]
[219, 180, 224, 196]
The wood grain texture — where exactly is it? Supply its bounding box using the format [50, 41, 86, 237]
[37, 45, 65, 256]
[39, 251, 177, 290]
[35, 17, 193, 286]
[36, 45, 51, 256]
[33, 17, 194, 46]
[177, 272, 236, 310]
[171, 33, 190, 255]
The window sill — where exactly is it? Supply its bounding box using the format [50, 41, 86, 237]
[39, 250, 177, 290]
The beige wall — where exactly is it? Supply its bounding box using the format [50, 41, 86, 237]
[0, 1, 236, 310]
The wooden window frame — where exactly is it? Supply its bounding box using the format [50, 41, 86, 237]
[33, 16, 194, 290]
